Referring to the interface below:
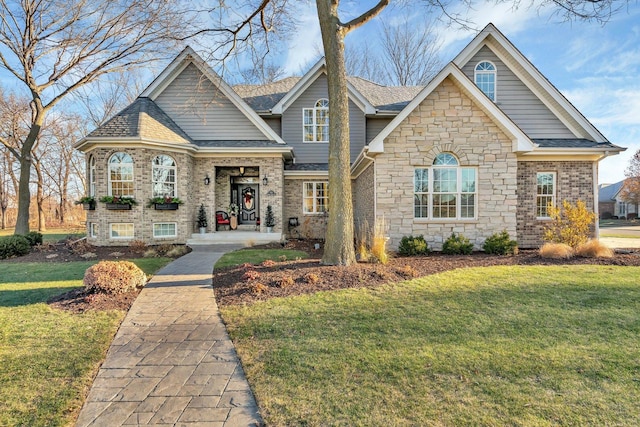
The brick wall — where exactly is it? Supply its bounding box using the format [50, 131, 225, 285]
[375, 77, 518, 251]
[86, 149, 284, 245]
[283, 178, 328, 239]
[516, 160, 596, 248]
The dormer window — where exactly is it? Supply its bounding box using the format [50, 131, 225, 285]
[474, 61, 496, 101]
[303, 98, 329, 142]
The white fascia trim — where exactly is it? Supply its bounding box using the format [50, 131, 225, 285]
[368, 63, 533, 154]
[519, 146, 625, 158]
[350, 147, 375, 178]
[272, 58, 326, 114]
[284, 170, 329, 178]
[271, 58, 376, 115]
[140, 47, 287, 146]
[454, 25, 607, 142]
[75, 137, 198, 153]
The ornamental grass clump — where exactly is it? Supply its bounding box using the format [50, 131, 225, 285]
[575, 239, 614, 258]
[83, 261, 147, 294]
[539, 242, 574, 259]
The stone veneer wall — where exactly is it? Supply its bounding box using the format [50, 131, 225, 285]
[352, 164, 375, 239]
[283, 178, 328, 239]
[194, 156, 284, 234]
[85, 147, 195, 246]
[516, 160, 595, 248]
[375, 77, 518, 251]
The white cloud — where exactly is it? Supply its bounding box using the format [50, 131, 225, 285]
[282, 4, 322, 75]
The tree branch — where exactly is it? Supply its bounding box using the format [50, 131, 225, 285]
[341, 0, 389, 33]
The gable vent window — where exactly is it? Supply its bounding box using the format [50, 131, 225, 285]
[303, 98, 329, 142]
[474, 61, 496, 101]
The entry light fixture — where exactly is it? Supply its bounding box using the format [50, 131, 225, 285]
[262, 175, 268, 186]
[204, 174, 210, 185]
[239, 166, 245, 176]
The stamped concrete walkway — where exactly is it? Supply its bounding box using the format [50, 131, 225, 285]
[76, 245, 263, 427]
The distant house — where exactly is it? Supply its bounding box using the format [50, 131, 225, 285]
[75, 23, 624, 249]
[598, 180, 638, 219]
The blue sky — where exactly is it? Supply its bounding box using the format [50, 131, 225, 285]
[278, 0, 640, 185]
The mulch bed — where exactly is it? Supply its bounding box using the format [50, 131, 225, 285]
[211, 240, 640, 307]
[3, 237, 638, 312]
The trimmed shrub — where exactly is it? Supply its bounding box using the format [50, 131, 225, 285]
[539, 243, 574, 259]
[0, 235, 31, 259]
[25, 231, 43, 247]
[397, 235, 431, 256]
[483, 230, 518, 255]
[575, 239, 614, 258]
[275, 275, 295, 288]
[83, 261, 147, 294]
[303, 273, 320, 284]
[442, 233, 473, 255]
[543, 199, 596, 248]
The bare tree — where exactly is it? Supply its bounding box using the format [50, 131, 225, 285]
[0, 0, 190, 235]
[344, 43, 386, 83]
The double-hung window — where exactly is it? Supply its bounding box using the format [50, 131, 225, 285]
[152, 155, 177, 198]
[414, 153, 476, 220]
[108, 152, 134, 197]
[303, 99, 329, 142]
[536, 172, 556, 218]
[303, 181, 328, 214]
[475, 61, 496, 101]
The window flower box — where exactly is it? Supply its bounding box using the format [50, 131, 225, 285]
[154, 202, 179, 210]
[147, 196, 183, 210]
[75, 196, 96, 210]
[100, 195, 137, 210]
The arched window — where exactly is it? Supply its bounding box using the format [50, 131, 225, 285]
[474, 61, 496, 101]
[89, 155, 96, 197]
[152, 155, 177, 198]
[108, 152, 134, 197]
[414, 153, 476, 219]
[303, 98, 329, 142]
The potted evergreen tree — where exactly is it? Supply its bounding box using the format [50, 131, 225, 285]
[197, 204, 208, 234]
[265, 205, 275, 233]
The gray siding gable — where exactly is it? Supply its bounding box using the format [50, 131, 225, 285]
[280, 73, 366, 164]
[154, 63, 268, 141]
[462, 46, 575, 139]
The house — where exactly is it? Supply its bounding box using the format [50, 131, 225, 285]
[598, 180, 638, 219]
[75, 23, 624, 249]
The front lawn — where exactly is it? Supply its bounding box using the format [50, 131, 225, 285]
[222, 265, 640, 425]
[0, 258, 170, 426]
[215, 248, 308, 269]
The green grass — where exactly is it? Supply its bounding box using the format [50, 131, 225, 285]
[0, 227, 85, 242]
[0, 258, 171, 426]
[222, 265, 640, 426]
[215, 248, 308, 269]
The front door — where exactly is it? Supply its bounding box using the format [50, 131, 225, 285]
[238, 185, 259, 224]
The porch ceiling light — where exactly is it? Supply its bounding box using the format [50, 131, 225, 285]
[262, 175, 268, 186]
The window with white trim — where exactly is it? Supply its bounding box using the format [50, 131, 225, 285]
[153, 222, 177, 238]
[536, 172, 556, 218]
[108, 152, 134, 197]
[303, 181, 328, 214]
[110, 223, 134, 239]
[90, 223, 98, 238]
[89, 155, 96, 197]
[152, 155, 177, 198]
[414, 153, 476, 220]
[303, 98, 329, 142]
[475, 61, 496, 101]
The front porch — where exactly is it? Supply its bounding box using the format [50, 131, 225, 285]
[187, 230, 283, 246]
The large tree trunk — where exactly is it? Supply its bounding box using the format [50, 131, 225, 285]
[15, 154, 32, 234]
[35, 161, 46, 232]
[317, 0, 356, 266]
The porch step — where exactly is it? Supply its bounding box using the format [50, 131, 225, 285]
[187, 231, 282, 246]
